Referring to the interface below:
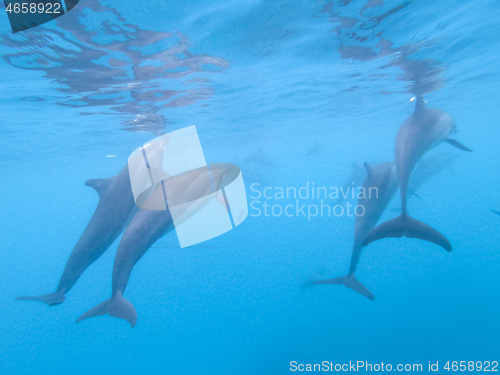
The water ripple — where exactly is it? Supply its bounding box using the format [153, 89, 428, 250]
[0, 0, 230, 134]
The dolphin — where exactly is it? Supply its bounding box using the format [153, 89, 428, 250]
[337, 163, 366, 204]
[313, 162, 399, 300]
[76, 208, 175, 328]
[363, 97, 472, 252]
[408, 153, 458, 195]
[17, 138, 170, 306]
[76, 165, 232, 327]
[389, 152, 458, 211]
[16, 164, 139, 306]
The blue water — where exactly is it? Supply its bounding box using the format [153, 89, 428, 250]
[1, 0, 499, 373]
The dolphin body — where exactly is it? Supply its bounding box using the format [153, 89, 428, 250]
[389, 152, 458, 211]
[16, 164, 139, 306]
[76, 208, 175, 328]
[76, 165, 231, 327]
[313, 162, 399, 300]
[363, 97, 472, 251]
[336, 163, 366, 204]
[17, 138, 171, 306]
[408, 153, 458, 196]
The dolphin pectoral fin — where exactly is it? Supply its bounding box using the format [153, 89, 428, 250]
[445, 139, 473, 152]
[108, 293, 137, 328]
[407, 189, 422, 200]
[313, 275, 375, 300]
[76, 298, 111, 323]
[16, 292, 65, 306]
[362, 215, 452, 252]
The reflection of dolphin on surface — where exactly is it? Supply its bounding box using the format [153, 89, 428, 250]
[0, 0, 230, 133]
[313, 162, 398, 300]
[363, 97, 472, 252]
[76, 165, 232, 327]
[16, 165, 138, 306]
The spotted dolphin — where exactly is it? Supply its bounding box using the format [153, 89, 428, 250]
[16, 164, 139, 306]
[389, 152, 458, 211]
[76, 165, 231, 327]
[336, 163, 367, 204]
[408, 153, 458, 196]
[76, 208, 174, 328]
[16, 138, 169, 306]
[363, 97, 472, 251]
[313, 162, 398, 300]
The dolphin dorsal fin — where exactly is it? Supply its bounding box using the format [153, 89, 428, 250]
[413, 96, 426, 115]
[363, 162, 373, 181]
[85, 178, 112, 198]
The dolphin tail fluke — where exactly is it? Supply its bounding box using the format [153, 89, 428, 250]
[313, 275, 346, 285]
[16, 292, 65, 306]
[362, 216, 406, 245]
[76, 293, 137, 328]
[313, 275, 375, 300]
[76, 298, 111, 323]
[109, 293, 137, 328]
[402, 215, 452, 251]
[362, 215, 452, 252]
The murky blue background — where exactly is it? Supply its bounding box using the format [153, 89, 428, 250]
[0, 0, 499, 373]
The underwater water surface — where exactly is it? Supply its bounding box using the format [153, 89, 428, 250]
[0, 0, 499, 374]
